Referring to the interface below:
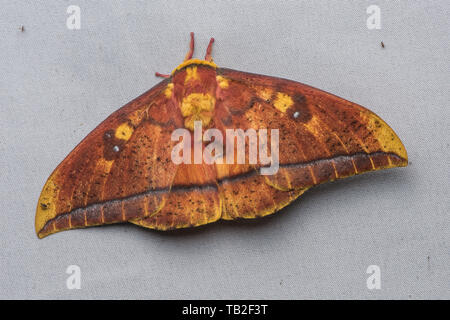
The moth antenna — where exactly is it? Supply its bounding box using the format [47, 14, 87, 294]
[155, 72, 170, 78]
[205, 37, 215, 61]
[155, 33, 195, 78]
[184, 32, 195, 61]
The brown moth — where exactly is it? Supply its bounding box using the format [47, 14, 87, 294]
[35, 33, 407, 238]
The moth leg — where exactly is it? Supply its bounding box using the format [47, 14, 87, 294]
[154, 72, 170, 78]
[205, 37, 214, 61]
[184, 32, 195, 61]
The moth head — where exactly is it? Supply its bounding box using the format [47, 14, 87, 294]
[171, 58, 217, 75]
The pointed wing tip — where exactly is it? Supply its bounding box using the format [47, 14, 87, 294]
[388, 141, 408, 169]
[359, 109, 408, 168]
[36, 231, 46, 239]
[35, 212, 50, 239]
[378, 151, 408, 172]
[35, 202, 50, 239]
[400, 155, 408, 167]
[35, 215, 64, 239]
[35, 216, 49, 239]
[35, 195, 61, 239]
[35, 173, 61, 239]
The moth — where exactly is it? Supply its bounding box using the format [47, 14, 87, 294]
[35, 33, 408, 238]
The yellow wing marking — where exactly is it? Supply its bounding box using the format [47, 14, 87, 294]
[360, 111, 408, 161]
[273, 92, 294, 113]
[115, 123, 134, 141]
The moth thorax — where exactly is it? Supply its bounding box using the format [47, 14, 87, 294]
[180, 93, 216, 131]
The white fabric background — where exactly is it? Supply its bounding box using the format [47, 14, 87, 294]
[0, 1, 448, 299]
